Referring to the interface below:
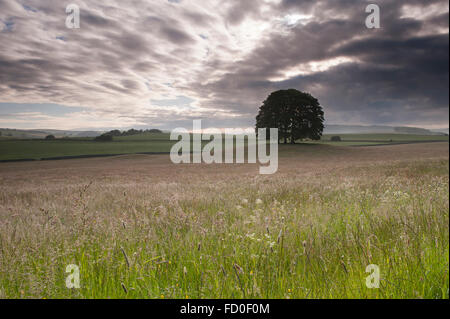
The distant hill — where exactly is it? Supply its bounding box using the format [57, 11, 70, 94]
[324, 125, 448, 136]
[0, 128, 168, 139]
[431, 128, 449, 135]
[0, 128, 102, 139]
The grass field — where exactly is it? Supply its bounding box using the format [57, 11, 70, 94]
[0, 133, 448, 161]
[0, 142, 448, 298]
[310, 134, 449, 146]
[0, 139, 174, 161]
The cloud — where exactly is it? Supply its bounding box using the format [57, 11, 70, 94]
[0, 0, 448, 130]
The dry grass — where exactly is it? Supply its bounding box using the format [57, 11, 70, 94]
[0, 143, 448, 298]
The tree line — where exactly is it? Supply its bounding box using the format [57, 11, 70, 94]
[94, 128, 163, 141]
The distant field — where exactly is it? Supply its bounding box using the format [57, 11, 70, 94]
[0, 133, 448, 161]
[0, 139, 174, 161]
[322, 133, 449, 141]
[312, 134, 449, 146]
[0, 142, 448, 298]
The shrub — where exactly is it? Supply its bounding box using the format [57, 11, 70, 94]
[147, 129, 163, 133]
[94, 134, 113, 142]
[45, 134, 56, 140]
[107, 130, 122, 137]
[330, 136, 341, 142]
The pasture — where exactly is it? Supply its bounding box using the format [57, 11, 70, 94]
[0, 142, 448, 298]
[0, 133, 448, 161]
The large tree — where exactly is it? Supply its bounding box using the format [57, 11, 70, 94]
[256, 89, 324, 144]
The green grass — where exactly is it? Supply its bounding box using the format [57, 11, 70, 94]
[0, 139, 175, 161]
[0, 133, 448, 161]
[311, 141, 393, 146]
[323, 133, 449, 141]
[0, 155, 448, 299]
[314, 134, 449, 146]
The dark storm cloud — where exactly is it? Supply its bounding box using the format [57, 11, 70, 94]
[190, 0, 449, 127]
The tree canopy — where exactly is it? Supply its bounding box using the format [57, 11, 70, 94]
[94, 133, 113, 142]
[256, 89, 324, 143]
[104, 128, 163, 136]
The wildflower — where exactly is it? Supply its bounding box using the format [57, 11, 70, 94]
[256, 199, 263, 205]
[246, 233, 256, 240]
[242, 198, 248, 204]
[161, 294, 164, 299]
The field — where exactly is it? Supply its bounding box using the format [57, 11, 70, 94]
[0, 133, 173, 161]
[0, 133, 448, 161]
[0, 142, 448, 298]
[310, 134, 449, 146]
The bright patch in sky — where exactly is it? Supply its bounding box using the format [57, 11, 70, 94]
[269, 57, 355, 82]
[282, 14, 313, 26]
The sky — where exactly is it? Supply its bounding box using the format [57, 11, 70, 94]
[0, 0, 448, 131]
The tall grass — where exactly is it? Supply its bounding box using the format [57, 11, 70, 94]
[0, 158, 448, 299]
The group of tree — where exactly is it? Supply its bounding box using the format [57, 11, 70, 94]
[256, 89, 324, 144]
[94, 128, 163, 142]
[330, 136, 341, 142]
[94, 134, 113, 142]
[103, 128, 163, 137]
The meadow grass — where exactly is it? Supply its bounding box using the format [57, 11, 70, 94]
[0, 143, 448, 299]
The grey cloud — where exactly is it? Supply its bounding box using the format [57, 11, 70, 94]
[225, 0, 262, 25]
[188, 0, 449, 126]
[143, 15, 194, 45]
[0, 0, 448, 129]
